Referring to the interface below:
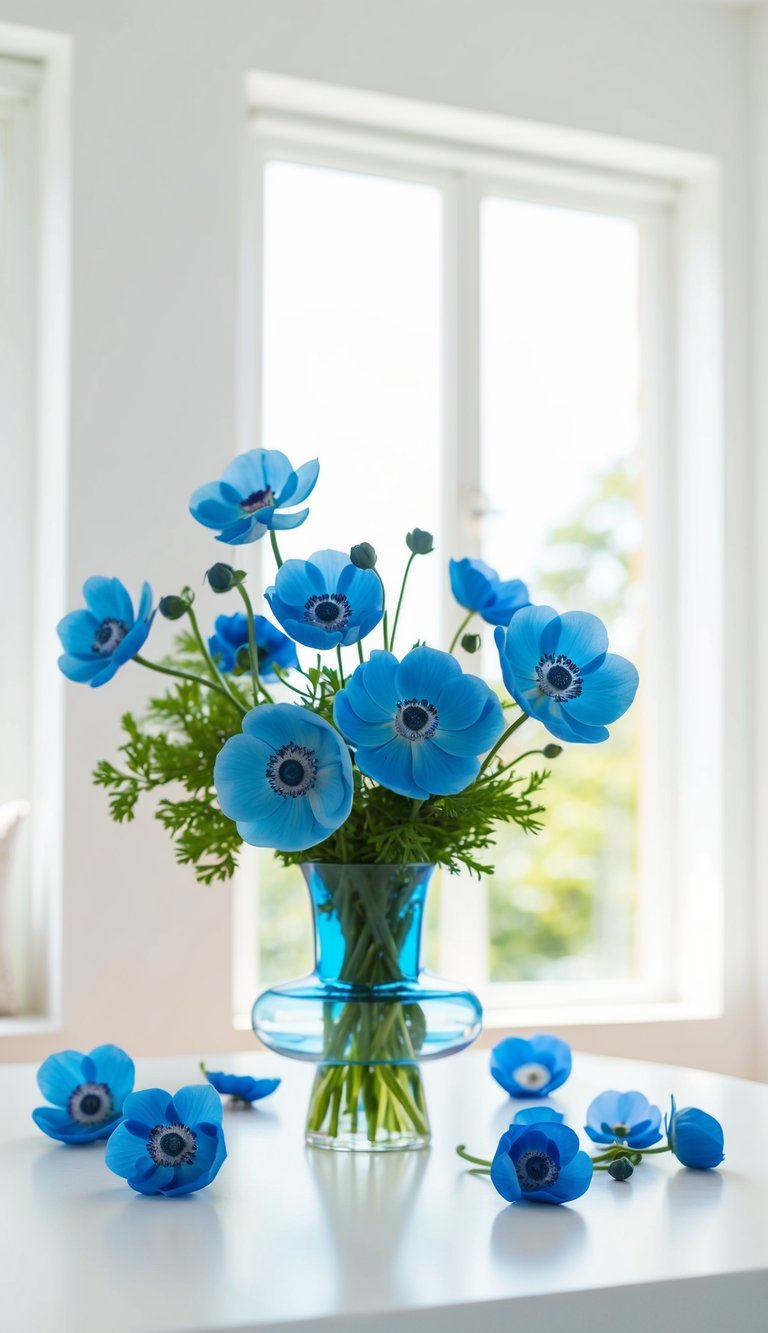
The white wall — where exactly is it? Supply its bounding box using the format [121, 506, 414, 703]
[0, 0, 758, 1073]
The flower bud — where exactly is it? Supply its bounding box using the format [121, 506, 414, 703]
[350, 542, 377, 570]
[158, 594, 190, 621]
[406, 528, 434, 555]
[206, 563, 238, 593]
[543, 744, 563, 759]
[461, 633, 482, 653]
[608, 1157, 634, 1181]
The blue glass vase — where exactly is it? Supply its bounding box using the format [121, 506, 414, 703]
[252, 863, 482, 1151]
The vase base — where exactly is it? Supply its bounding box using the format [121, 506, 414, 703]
[306, 1127, 431, 1153]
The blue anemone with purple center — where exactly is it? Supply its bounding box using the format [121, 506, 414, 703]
[57, 578, 154, 687]
[449, 558, 529, 626]
[32, 1044, 135, 1143]
[208, 612, 299, 679]
[105, 1083, 227, 1196]
[189, 448, 319, 545]
[491, 1120, 593, 1205]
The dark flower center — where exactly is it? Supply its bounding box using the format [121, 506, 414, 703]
[147, 1122, 197, 1166]
[536, 653, 583, 702]
[612, 1122, 629, 1138]
[68, 1081, 113, 1125]
[304, 593, 352, 633]
[395, 697, 439, 741]
[240, 487, 275, 514]
[92, 618, 128, 655]
[266, 743, 318, 798]
[516, 1148, 560, 1191]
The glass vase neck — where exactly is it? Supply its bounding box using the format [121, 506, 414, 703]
[301, 862, 434, 985]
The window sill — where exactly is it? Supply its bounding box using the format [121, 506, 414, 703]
[480, 998, 722, 1031]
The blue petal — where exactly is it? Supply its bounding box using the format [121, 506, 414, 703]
[88, 657, 122, 688]
[136, 582, 153, 624]
[449, 558, 498, 613]
[105, 1121, 150, 1178]
[433, 693, 504, 757]
[238, 792, 323, 852]
[411, 741, 479, 795]
[553, 611, 609, 668]
[305, 549, 352, 589]
[32, 1105, 118, 1143]
[89, 1045, 135, 1108]
[268, 507, 310, 531]
[628, 1121, 663, 1149]
[512, 1122, 580, 1169]
[206, 1071, 280, 1102]
[308, 761, 354, 827]
[168, 1083, 224, 1127]
[82, 577, 134, 626]
[241, 702, 312, 749]
[526, 695, 610, 745]
[57, 609, 100, 656]
[339, 672, 392, 724]
[333, 690, 394, 748]
[529, 1035, 572, 1087]
[112, 615, 153, 667]
[58, 654, 103, 683]
[127, 1164, 176, 1195]
[356, 737, 428, 799]
[277, 458, 319, 506]
[480, 579, 530, 626]
[189, 481, 243, 530]
[490, 1037, 532, 1092]
[162, 1126, 227, 1197]
[672, 1108, 724, 1168]
[490, 1144, 522, 1202]
[220, 449, 269, 497]
[513, 1106, 565, 1125]
[260, 449, 294, 496]
[395, 646, 461, 705]
[431, 673, 496, 730]
[214, 734, 283, 824]
[536, 1151, 593, 1203]
[37, 1050, 87, 1106]
[562, 653, 639, 725]
[120, 1087, 175, 1131]
[218, 515, 270, 545]
[357, 652, 399, 711]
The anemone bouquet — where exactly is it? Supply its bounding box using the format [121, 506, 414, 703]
[62, 448, 638, 1152]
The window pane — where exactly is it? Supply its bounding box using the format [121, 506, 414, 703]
[480, 196, 644, 983]
[257, 159, 443, 982]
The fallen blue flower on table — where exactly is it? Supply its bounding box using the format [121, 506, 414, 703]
[491, 1121, 593, 1204]
[189, 448, 319, 545]
[490, 1034, 572, 1097]
[513, 1106, 565, 1125]
[202, 1066, 281, 1105]
[105, 1084, 227, 1196]
[57, 578, 154, 687]
[449, 558, 529, 626]
[666, 1095, 724, 1169]
[33, 1044, 135, 1143]
[495, 604, 639, 744]
[585, 1089, 663, 1148]
[208, 612, 299, 679]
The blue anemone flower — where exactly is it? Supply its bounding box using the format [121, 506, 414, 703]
[204, 1069, 281, 1105]
[490, 1034, 572, 1098]
[494, 604, 639, 744]
[491, 1121, 593, 1204]
[57, 578, 154, 687]
[189, 448, 319, 545]
[449, 558, 529, 626]
[265, 550, 383, 650]
[666, 1095, 724, 1169]
[585, 1089, 663, 1148]
[32, 1044, 135, 1143]
[333, 647, 504, 800]
[214, 703, 354, 852]
[208, 613, 299, 679]
[513, 1106, 565, 1126]
[105, 1084, 227, 1196]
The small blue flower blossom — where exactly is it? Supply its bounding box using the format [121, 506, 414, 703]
[265, 550, 384, 650]
[204, 1069, 281, 1105]
[494, 604, 639, 744]
[208, 613, 299, 679]
[449, 558, 530, 626]
[490, 1121, 593, 1205]
[490, 1035, 572, 1098]
[32, 1044, 135, 1143]
[333, 647, 504, 800]
[513, 1106, 565, 1126]
[666, 1095, 724, 1169]
[189, 448, 319, 545]
[106, 1084, 227, 1196]
[57, 578, 154, 687]
[585, 1089, 663, 1148]
[214, 703, 354, 852]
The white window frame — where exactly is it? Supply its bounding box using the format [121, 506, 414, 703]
[0, 29, 70, 1031]
[233, 74, 724, 1035]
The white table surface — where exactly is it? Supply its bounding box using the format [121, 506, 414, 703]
[1, 1048, 767, 1333]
